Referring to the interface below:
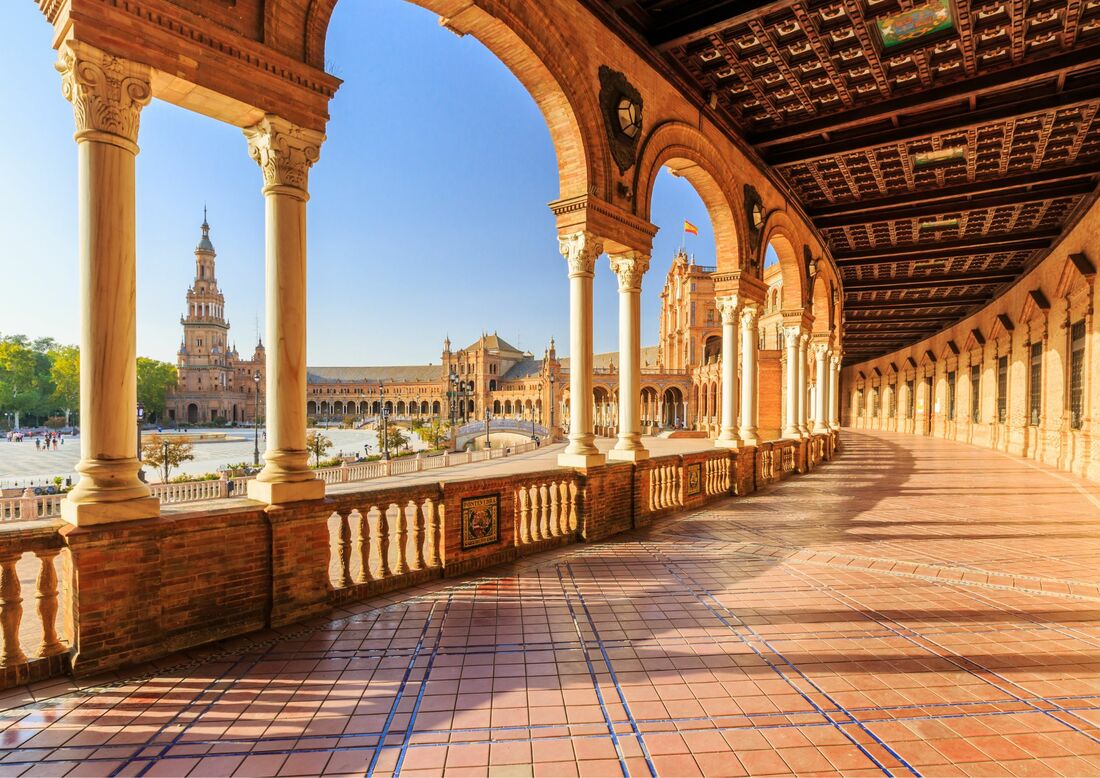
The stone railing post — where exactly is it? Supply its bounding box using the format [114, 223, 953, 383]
[218, 472, 229, 499]
[416, 452, 423, 471]
[19, 489, 38, 521]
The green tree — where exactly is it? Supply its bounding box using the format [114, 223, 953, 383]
[137, 358, 178, 423]
[49, 345, 80, 425]
[142, 434, 195, 483]
[0, 336, 53, 427]
[307, 430, 333, 467]
[414, 418, 449, 449]
[379, 424, 410, 454]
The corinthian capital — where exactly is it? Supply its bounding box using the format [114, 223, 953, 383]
[559, 231, 603, 277]
[739, 304, 759, 331]
[716, 295, 740, 325]
[56, 42, 152, 147]
[243, 115, 325, 192]
[783, 326, 802, 348]
[608, 251, 650, 292]
[812, 341, 831, 359]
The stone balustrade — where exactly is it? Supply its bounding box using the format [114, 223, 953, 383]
[0, 433, 837, 689]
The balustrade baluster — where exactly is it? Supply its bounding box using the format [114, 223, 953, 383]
[557, 482, 569, 536]
[539, 484, 551, 540]
[517, 488, 530, 544]
[393, 503, 410, 575]
[335, 512, 352, 588]
[425, 500, 441, 568]
[0, 555, 26, 666]
[568, 481, 579, 532]
[369, 508, 387, 579]
[548, 483, 560, 538]
[352, 510, 369, 584]
[413, 501, 426, 567]
[34, 549, 65, 658]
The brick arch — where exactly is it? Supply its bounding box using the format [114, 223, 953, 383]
[633, 122, 744, 274]
[268, 0, 606, 200]
[809, 260, 843, 343]
[761, 212, 808, 313]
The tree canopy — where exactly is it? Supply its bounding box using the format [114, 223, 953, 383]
[0, 334, 178, 428]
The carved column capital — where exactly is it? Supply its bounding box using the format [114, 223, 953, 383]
[798, 332, 811, 349]
[739, 304, 759, 331]
[716, 295, 740, 324]
[830, 353, 842, 369]
[608, 251, 650, 292]
[812, 342, 831, 359]
[559, 231, 603, 277]
[56, 41, 151, 150]
[243, 115, 325, 194]
[783, 326, 803, 348]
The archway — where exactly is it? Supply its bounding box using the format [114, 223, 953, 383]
[187, 403, 199, 425]
[662, 387, 685, 428]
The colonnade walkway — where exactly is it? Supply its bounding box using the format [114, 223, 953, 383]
[3, 430, 1100, 776]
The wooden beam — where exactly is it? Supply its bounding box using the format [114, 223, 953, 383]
[751, 44, 1100, 148]
[832, 233, 1058, 266]
[764, 83, 1100, 166]
[844, 294, 992, 310]
[844, 271, 1018, 291]
[845, 313, 957, 324]
[815, 180, 1095, 229]
[807, 165, 1099, 219]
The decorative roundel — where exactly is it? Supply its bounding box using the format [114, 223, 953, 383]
[617, 97, 641, 138]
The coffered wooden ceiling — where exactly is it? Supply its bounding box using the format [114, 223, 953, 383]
[583, 0, 1100, 363]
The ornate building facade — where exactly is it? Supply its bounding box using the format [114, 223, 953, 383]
[168, 223, 804, 439]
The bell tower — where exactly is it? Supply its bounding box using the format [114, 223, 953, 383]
[179, 210, 231, 392]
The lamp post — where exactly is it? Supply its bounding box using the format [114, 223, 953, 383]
[136, 401, 144, 460]
[379, 382, 390, 461]
[484, 409, 491, 449]
[549, 373, 556, 441]
[448, 371, 458, 452]
[252, 371, 261, 467]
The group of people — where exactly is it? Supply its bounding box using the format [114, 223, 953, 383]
[6, 430, 66, 450]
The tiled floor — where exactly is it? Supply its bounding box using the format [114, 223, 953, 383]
[4, 430, 1100, 777]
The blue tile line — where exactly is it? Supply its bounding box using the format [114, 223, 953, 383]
[363, 601, 439, 778]
[564, 562, 658, 778]
[390, 591, 455, 778]
[785, 563, 1100, 748]
[555, 563, 635, 778]
[639, 541, 917, 778]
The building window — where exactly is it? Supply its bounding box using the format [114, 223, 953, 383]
[996, 355, 1008, 423]
[947, 370, 956, 420]
[1070, 320, 1086, 430]
[1028, 341, 1042, 426]
[856, 390, 864, 417]
[871, 387, 879, 418]
[907, 379, 915, 418]
[887, 385, 896, 418]
[690, 302, 696, 325]
[970, 362, 981, 423]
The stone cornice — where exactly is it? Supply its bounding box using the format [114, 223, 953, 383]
[550, 194, 657, 256]
[60, 0, 341, 131]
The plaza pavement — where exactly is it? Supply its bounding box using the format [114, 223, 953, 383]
[4, 430, 1100, 775]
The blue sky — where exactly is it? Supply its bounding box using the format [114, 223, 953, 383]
[0, 1, 717, 365]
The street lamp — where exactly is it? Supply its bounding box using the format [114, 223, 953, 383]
[253, 371, 261, 467]
[379, 382, 390, 461]
[162, 439, 169, 483]
[549, 373, 556, 441]
[448, 371, 459, 452]
[484, 409, 491, 449]
[137, 401, 145, 460]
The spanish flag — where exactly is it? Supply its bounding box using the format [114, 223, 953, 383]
[683, 220, 699, 236]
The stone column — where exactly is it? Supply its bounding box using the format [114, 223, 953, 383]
[715, 296, 741, 448]
[244, 115, 326, 504]
[558, 232, 605, 468]
[829, 353, 841, 430]
[783, 327, 801, 439]
[739, 305, 760, 445]
[813, 343, 831, 433]
[57, 43, 159, 526]
[797, 334, 810, 436]
[609, 252, 649, 461]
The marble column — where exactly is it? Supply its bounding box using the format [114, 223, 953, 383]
[797, 334, 810, 436]
[558, 232, 605, 468]
[813, 343, 830, 433]
[715, 296, 741, 448]
[609, 252, 649, 461]
[57, 42, 159, 526]
[829, 352, 842, 429]
[783, 327, 802, 439]
[739, 305, 760, 445]
[244, 115, 326, 504]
